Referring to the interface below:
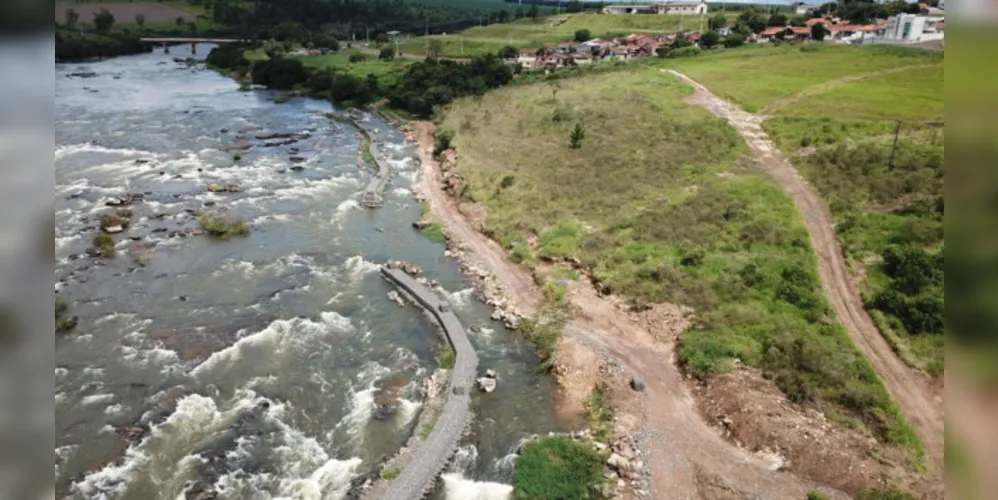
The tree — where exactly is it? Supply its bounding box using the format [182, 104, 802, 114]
[767, 13, 788, 27]
[790, 15, 808, 27]
[566, 0, 583, 13]
[379, 46, 395, 60]
[497, 45, 518, 60]
[671, 35, 692, 49]
[700, 30, 720, 48]
[135, 13, 145, 27]
[724, 33, 745, 48]
[811, 22, 829, 41]
[574, 29, 591, 42]
[569, 122, 585, 149]
[251, 56, 307, 90]
[64, 8, 79, 27]
[93, 8, 115, 33]
[176, 16, 186, 26]
[496, 10, 509, 23]
[708, 13, 727, 31]
[528, 4, 540, 19]
[427, 39, 443, 61]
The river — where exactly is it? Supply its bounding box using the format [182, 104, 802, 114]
[55, 44, 564, 500]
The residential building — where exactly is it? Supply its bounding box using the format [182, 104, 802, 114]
[878, 14, 944, 42]
[603, 1, 707, 15]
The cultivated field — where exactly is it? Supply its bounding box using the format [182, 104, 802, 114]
[244, 48, 413, 81]
[397, 12, 726, 57]
[55, 1, 197, 24]
[437, 66, 922, 469]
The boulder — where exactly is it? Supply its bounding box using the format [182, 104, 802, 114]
[103, 225, 124, 234]
[206, 184, 224, 193]
[476, 377, 497, 393]
[630, 377, 646, 392]
[485, 369, 497, 378]
[606, 453, 630, 470]
[387, 290, 405, 307]
[290, 165, 305, 172]
[289, 156, 306, 163]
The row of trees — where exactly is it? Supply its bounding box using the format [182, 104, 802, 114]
[207, 43, 514, 117]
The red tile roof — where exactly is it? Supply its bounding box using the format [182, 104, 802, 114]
[761, 26, 787, 36]
[790, 27, 811, 34]
[805, 18, 826, 27]
[936, 21, 945, 30]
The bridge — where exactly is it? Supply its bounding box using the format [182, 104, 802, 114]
[139, 37, 247, 44]
[140, 38, 247, 54]
[363, 266, 480, 500]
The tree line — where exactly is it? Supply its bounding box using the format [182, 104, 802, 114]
[206, 42, 513, 117]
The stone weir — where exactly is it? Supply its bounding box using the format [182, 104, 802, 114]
[361, 265, 480, 500]
[352, 119, 392, 209]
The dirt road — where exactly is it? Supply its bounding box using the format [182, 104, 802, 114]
[409, 122, 846, 500]
[665, 69, 944, 472]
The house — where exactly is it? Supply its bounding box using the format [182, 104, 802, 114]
[759, 26, 809, 42]
[877, 14, 943, 42]
[555, 42, 579, 54]
[827, 23, 882, 43]
[717, 27, 732, 37]
[517, 48, 540, 68]
[604, 1, 707, 16]
[791, 2, 813, 15]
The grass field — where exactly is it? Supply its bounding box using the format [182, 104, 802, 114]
[438, 66, 921, 457]
[660, 43, 944, 113]
[419, 0, 556, 13]
[397, 12, 727, 57]
[707, 47, 946, 375]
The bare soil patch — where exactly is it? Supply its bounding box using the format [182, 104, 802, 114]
[55, 2, 196, 24]
[693, 365, 940, 498]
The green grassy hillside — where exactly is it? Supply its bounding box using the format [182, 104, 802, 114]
[437, 64, 922, 461]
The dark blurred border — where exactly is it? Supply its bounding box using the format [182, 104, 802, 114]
[945, 10, 998, 500]
[0, 1, 56, 499]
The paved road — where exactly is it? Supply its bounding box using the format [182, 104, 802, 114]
[365, 268, 479, 500]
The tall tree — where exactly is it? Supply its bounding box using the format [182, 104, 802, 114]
[427, 39, 443, 61]
[93, 8, 115, 33]
[811, 22, 829, 41]
[64, 8, 79, 28]
[528, 4, 539, 19]
[708, 13, 727, 31]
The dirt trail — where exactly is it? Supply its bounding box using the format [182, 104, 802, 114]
[410, 122, 846, 500]
[666, 69, 944, 472]
[760, 64, 942, 114]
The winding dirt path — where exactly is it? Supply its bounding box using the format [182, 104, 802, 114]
[665, 69, 944, 473]
[760, 64, 942, 115]
[409, 122, 847, 500]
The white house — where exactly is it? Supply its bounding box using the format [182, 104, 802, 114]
[878, 14, 944, 42]
[603, 1, 707, 15]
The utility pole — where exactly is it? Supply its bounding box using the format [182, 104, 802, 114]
[888, 119, 902, 171]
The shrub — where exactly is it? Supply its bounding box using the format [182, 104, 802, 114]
[198, 213, 250, 239]
[437, 345, 456, 369]
[854, 488, 917, 500]
[382, 467, 402, 480]
[93, 8, 115, 33]
[91, 233, 115, 257]
[349, 53, 367, 63]
[569, 122, 585, 149]
[433, 129, 454, 157]
[700, 30, 720, 48]
[55, 300, 78, 334]
[723, 33, 745, 48]
[498, 45, 519, 60]
[419, 222, 446, 243]
[206, 44, 250, 71]
[513, 436, 605, 500]
[378, 46, 395, 60]
[574, 29, 591, 42]
[668, 46, 702, 58]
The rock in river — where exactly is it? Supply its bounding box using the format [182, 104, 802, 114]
[476, 377, 497, 393]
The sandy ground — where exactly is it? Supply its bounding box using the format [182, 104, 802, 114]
[408, 121, 849, 499]
[666, 69, 944, 478]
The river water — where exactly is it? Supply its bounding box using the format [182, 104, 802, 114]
[55, 45, 564, 500]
